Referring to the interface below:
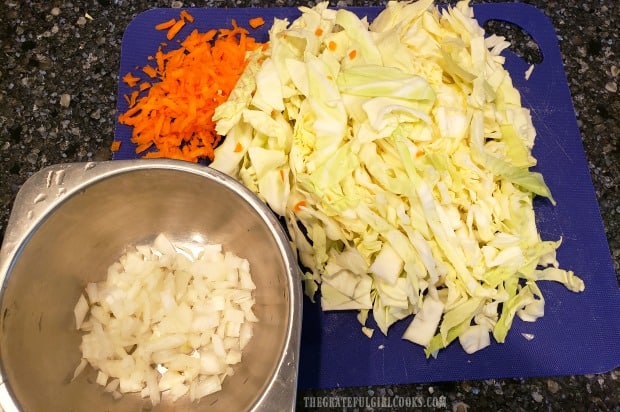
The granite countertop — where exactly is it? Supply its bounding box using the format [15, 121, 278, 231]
[0, 0, 618, 410]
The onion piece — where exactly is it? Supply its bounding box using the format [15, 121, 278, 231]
[73, 294, 89, 330]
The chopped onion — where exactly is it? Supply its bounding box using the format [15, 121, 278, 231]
[73, 294, 89, 330]
[72, 233, 257, 405]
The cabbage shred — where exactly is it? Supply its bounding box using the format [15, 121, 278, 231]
[211, 0, 584, 356]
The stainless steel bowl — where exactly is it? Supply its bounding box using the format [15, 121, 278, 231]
[0, 159, 302, 412]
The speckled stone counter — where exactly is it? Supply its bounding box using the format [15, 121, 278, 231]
[0, 0, 618, 411]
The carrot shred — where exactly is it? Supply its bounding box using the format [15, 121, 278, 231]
[122, 72, 140, 87]
[110, 141, 121, 152]
[293, 200, 307, 212]
[234, 142, 244, 153]
[349, 49, 357, 60]
[118, 13, 263, 163]
[142, 65, 158, 78]
[128, 90, 139, 107]
[328, 40, 337, 51]
[167, 19, 186, 40]
[155, 18, 177, 31]
[416, 150, 425, 158]
[314, 27, 323, 36]
[136, 142, 154, 153]
[249, 17, 265, 29]
[180, 10, 194, 23]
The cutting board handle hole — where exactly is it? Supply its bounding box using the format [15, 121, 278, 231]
[483, 19, 543, 66]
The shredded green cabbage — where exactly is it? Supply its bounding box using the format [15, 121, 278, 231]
[211, 0, 584, 356]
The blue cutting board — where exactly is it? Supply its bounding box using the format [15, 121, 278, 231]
[114, 4, 620, 389]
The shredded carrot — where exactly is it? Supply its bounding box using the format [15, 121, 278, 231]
[315, 27, 323, 36]
[249, 17, 265, 29]
[122, 90, 140, 107]
[136, 142, 153, 153]
[293, 200, 307, 212]
[416, 150, 425, 158]
[122, 72, 140, 87]
[279, 169, 285, 182]
[142, 65, 158, 78]
[349, 49, 357, 60]
[234, 142, 244, 153]
[328, 40, 337, 51]
[118, 13, 263, 163]
[110, 140, 121, 152]
[180, 10, 194, 23]
[167, 19, 186, 40]
[155, 18, 177, 31]
[128, 90, 139, 107]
